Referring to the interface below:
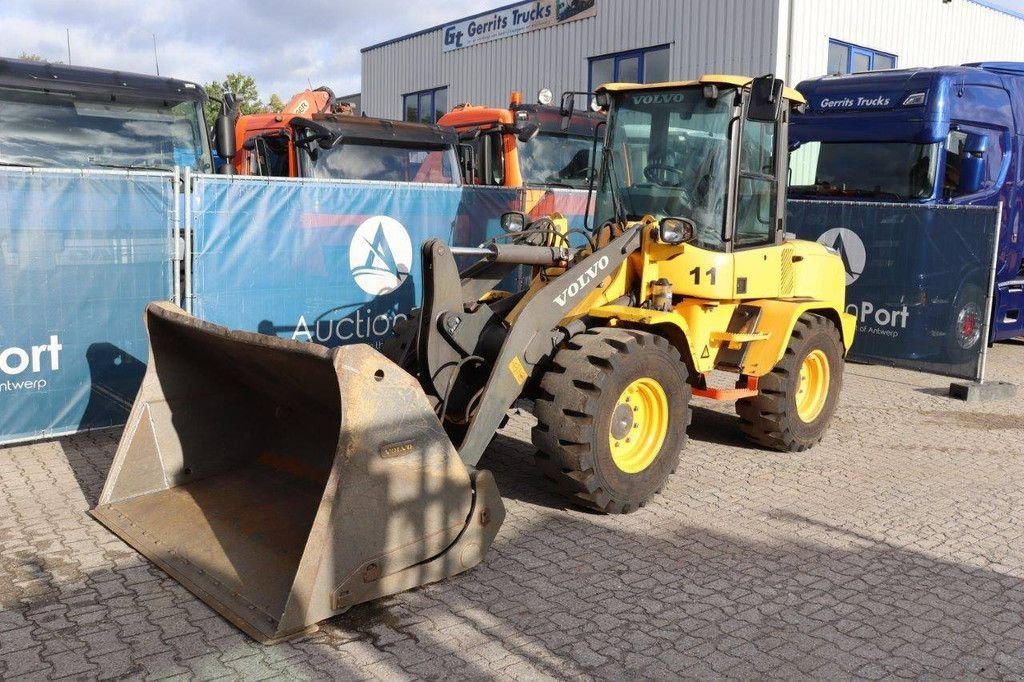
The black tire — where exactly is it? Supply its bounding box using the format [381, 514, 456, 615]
[531, 328, 691, 514]
[737, 313, 844, 452]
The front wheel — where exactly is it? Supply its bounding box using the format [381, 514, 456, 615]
[531, 328, 691, 513]
[737, 313, 844, 452]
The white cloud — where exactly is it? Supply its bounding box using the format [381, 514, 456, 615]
[1, 0, 497, 102]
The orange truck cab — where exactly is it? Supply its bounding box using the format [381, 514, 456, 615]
[228, 87, 460, 184]
[438, 92, 604, 190]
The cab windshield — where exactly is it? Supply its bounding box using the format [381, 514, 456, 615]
[789, 141, 938, 200]
[518, 132, 599, 188]
[304, 142, 459, 184]
[0, 87, 211, 171]
[596, 86, 733, 250]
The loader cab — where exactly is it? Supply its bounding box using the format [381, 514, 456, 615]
[594, 75, 806, 301]
[595, 75, 794, 251]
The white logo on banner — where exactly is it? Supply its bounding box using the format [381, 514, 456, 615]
[817, 227, 866, 285]
[349, 216, 413, 296]
[0, 335, 61, 393]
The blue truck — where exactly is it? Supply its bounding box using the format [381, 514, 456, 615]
[789, 63, 1024, 358]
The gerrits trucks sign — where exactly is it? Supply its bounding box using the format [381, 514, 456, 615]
[442, 0, 596, 52]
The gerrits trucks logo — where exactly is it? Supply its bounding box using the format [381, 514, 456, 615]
[0, 335, 62, 392]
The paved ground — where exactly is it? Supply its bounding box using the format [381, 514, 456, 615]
[2, 341, 1023, 680]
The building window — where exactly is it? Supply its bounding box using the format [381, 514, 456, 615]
[827, 39, 897, 75]
[589, 45, 670, 91]
[403, 87, 447, 124]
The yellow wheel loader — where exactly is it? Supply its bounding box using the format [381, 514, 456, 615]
[91, 74, 855, 643]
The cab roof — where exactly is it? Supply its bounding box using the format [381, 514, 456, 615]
[598, 74, 806, 104]
[309, 114, 458, 147]
[0, 56, 206, 103]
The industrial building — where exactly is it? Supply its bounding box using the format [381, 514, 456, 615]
[360, 0, 1024, 121]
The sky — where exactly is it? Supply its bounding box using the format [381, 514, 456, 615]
[0, 0, 498, 102]
[4, 0, 1024, 103]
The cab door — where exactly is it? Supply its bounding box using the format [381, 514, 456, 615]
[730, 94, 786, 299]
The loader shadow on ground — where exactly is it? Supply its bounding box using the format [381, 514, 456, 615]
[11, 435, 1024, 679]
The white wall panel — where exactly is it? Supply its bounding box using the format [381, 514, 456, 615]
[783, 0, 1024, 87]
[362, 0, 1024, 120]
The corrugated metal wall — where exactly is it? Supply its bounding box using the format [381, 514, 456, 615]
[782, 0, 1024, 87]
[362, 0, 1024, 120]
[361, 0, 781, 118]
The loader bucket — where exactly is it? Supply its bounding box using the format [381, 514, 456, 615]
[92, 302, 504, 643]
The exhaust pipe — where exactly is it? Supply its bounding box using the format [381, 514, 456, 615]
[92, 302, 504, 643]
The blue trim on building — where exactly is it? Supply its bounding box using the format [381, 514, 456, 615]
[362, 1, 527, 53]
[969, 0, 1024, 21]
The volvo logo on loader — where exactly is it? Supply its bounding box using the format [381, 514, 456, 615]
[554, 255, 610, 306]
[350, 216, 412, 296]
[817, 227, 866, 285]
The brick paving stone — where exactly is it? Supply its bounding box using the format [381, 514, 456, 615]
[1, 344, 1024, 679]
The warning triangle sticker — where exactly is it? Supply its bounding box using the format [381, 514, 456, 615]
[701, 345, 710, 359]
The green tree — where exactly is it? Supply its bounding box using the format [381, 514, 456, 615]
[268, 93, 285, 113]
[203, 73, 267, 126]
[18, 52, 63, 64]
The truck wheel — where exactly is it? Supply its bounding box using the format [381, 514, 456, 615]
[947, 284, 986, 360]
[531, 328, 691, 514]
[737, 313, 844, 452]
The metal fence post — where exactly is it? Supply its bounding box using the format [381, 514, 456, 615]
[977, 201, 1003, 383]
[171, 167, 181, 307]
[184, 167, 193, 314]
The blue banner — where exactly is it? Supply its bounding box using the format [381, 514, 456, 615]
[786, 200, 998, 380]
[0, 169, 174, 444]
[191, 177, 521, 350]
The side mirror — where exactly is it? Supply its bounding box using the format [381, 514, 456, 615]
[657, 217, 696, 245]
[317, 133, 339, 150]
[560, 91, 575, 131]
[214, 117, 236, 176]
[516, 122, 540, 143]
[747, 74, 785, 122]
[212, 93, 238, 175]
[958, 133, 988, 194]
[501, 211, 527, 233]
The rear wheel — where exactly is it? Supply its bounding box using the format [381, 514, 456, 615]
[531, 328, 691, 513]
[737, 313, 844, 451]
[947, 284, 986, 361]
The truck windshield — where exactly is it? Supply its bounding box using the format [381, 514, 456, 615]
[518, 133, 598, 188]
[305, 142, 459, 184]
[596, 86, 733, 250]
[789, 141, 938, 200]
[0, 88, 211, 172]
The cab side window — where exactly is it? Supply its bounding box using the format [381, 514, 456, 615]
[734, 119, 778, 247]
[943, 127, 1004, 198]
[466, 131, 505, 185]
[246, 133, 290, 177]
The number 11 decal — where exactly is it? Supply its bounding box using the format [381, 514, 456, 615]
[689, 266, 717, 285]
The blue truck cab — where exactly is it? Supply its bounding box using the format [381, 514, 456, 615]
[790, 63, 1024, 347]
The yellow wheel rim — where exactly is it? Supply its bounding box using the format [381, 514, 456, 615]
[795, 349, 830, 423]
[608, 377, 669, 474]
